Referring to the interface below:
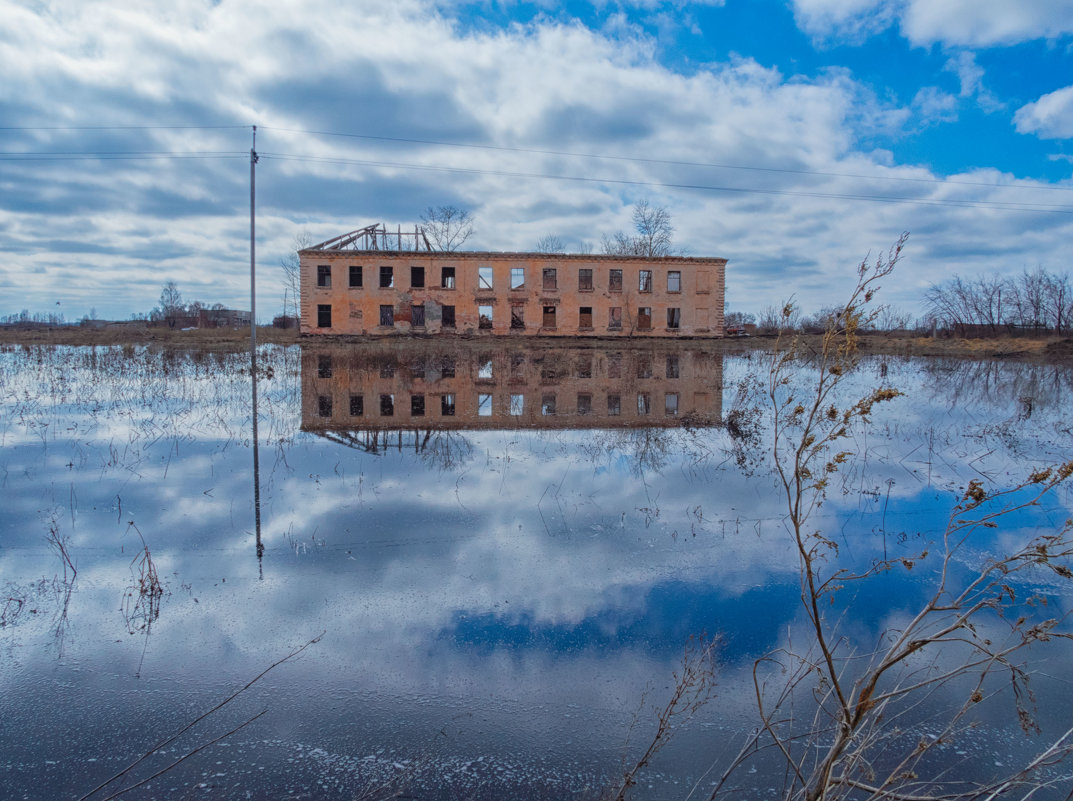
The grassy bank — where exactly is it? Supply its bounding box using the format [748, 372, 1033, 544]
[1, 325, 1070, 363]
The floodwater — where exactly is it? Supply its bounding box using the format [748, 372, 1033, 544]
[1, 342, 1072, 800]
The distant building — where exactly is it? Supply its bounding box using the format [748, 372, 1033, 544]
[299, 224, 727, 338]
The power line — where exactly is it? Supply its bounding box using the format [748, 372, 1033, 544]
[0, 124, 251, 131]
[260, 125, 1073, 194]
[259, 151, 1073, 214]
[0, 151, 246, 161]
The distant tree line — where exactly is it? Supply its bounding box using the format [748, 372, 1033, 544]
[924, 267, 1072, 335]
[0, 309, 67, 325]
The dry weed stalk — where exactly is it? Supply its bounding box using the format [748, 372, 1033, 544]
[122, 521, 164, 635]
[707, 233, 1073, 801]
[623, 234, 1073, 800]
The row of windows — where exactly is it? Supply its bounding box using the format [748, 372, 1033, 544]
[316, 353, 684, 380]
[317, 391, 682, 418]
[315, 304, 683, 330]
[315, 264, 682, 293]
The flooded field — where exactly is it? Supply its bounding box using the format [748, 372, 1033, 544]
[1, 342, 1072, 800]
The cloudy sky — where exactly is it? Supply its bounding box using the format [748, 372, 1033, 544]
[2, 0, 1072, 322]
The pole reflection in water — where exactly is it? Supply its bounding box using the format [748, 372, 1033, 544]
[252, 345, 264, 579]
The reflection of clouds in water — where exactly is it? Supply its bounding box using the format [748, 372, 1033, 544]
[2, 347, 1073, 798]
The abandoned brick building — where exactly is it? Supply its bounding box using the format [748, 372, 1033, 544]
[299, 224, 727, 337]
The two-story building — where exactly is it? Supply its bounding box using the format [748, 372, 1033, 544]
[299, 224, 727, 337]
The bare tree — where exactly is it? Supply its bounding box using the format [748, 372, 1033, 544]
[534, 234, 566, 254]
[602, 200, 676, 257]
[281, 231, 313, 321]
[420, 206, 475, 251]
[158, 281, 183, 318]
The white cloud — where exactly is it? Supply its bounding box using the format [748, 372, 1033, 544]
[0, 0, 1071, 321]
[1014, 85, 1073, 139]
[911, 86, 958, 125]
[791, 0, 1073, 47]
[901, 0, 1073, 47]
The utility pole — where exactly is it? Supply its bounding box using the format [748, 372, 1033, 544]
[250, 125, 263, 575]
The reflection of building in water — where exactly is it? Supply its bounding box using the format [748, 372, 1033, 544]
[300, 343, 723, 432]
[300, 224, 726, 338]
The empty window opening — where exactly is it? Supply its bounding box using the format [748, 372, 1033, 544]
[638, 393, 651, 415]
[441, 266, 456, 289]
[317, 265, 331, 287]
[441, 393, 456, 416]
[478, 266, 494, 290]
[577, 393, 592, 415]
[478, 357, 493, 379]
[412, 304, 425, 327]
[667, 307, 681, 329]
[441, 305, 456, 327]
[317, 354, 332, 378]
[478, 393, 493, 417]
[350, 394, 364, 416]
[579, 307, 593, 328]
[578, 268, 593, 291]
[380, 394, 394, 416]
[511, 267, 525, 289]
[608, 394, 621, 416]
[542, 305, 556, 328]
[667, 271, 681, 292]
[510, 394, 524, 415]
[349, 265, 362, 288]
[609, 269, 623, 292]
[411, 394, 425, 416]
[510, 353, 525, 379]
[411, 266, 425, 288]
[638, 307, 652, 330]
[608, 352, 622, 378]
[380, 305, 394, 327]
[379, 265, 393, 288]
[511, 305, 525, 330]
[317, 395, 332, 417]
[666, 354, 680, 378]
[541, 394, 557, 415]
[639, 270, 652, 293]
[542, 268, 557, 290]
[317, 304, 332, 328]
[478, 305, 493, 329]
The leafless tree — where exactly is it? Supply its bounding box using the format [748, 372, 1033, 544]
[534, 234, 566, 253]
[157, 281, 183, 319]
[602, 200, 676, 257]
[925, 268, 1073, 335]
[420, 205, 475, 251]
[281, 230, 313, 321]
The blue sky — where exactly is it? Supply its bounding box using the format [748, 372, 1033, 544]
[1, 0, 1072, 321]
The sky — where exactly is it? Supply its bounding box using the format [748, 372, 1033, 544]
[1, 0, 1072, 322]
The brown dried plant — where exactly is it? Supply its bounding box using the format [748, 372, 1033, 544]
[704, 233, 1073, 801]
[622, 234, 1073, 800]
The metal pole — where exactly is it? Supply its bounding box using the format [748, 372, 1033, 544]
[250, 125, 263, 576]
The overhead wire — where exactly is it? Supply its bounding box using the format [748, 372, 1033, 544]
[259, 124, 1073, 194]
[1, 125, 1071, 213]
[259, 151, 1073, 214]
